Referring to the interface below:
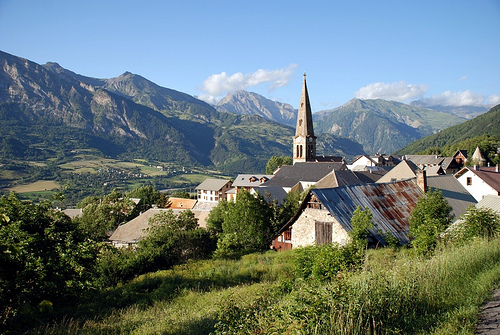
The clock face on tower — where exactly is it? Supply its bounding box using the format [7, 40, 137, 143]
[309, 137, 313, 142]
[297, 137, 302, 143]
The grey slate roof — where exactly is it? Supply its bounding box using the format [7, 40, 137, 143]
[232, 174, 274, 188]
[109, 208, 208, 245]
[314, 170, 364, 189]
[262, 162, 345, 188]
[426, 174, 477, 219]
[252, 185, 288, 204]
[109, 208, 174, 244]
[195, 178, 231, 191]
[377, 160, 419, 183]
[405, 155, 445, 166]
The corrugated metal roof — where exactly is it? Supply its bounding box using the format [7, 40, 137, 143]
[311, 180, 422, 244]
[477, 195, 500, 213]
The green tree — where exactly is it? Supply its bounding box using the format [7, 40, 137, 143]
[266, 155, 293, 174]
[350, 206, 373, 247]
[126, 185, 161, 214]
[134, 210, 215, 274]
[0, 193, 97, 328]
[212, 189, 274, 258]
[268, 188, 303, 234]
[409, 189, 453, 255]
[74, 189, 135, 241]
[451, 206, 500, 242]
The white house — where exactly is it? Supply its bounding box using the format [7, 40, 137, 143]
[455, 166, 500, 202]
[195, 178, 232, 203]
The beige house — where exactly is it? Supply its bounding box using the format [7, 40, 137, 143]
[109, 207, 210, 248]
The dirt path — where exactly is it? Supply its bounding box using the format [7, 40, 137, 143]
[477, 288, 500, 334]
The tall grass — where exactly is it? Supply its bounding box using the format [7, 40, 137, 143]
[212, 239, 500, 334]
[34, 239, 500, 334]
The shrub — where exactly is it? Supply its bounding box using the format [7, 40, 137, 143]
[409, 188, 453, 255]
[445, 206, 500, 243]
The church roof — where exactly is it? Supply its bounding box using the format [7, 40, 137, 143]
[294, 74, 315, 138]
[262, 162, 345, 188]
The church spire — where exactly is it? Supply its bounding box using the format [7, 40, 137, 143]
[295, 73, 315, 138]
[293, 73, 317, 164]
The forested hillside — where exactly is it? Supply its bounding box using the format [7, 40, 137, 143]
[399, 104, 500, 154]
[313, 99, 466, 154]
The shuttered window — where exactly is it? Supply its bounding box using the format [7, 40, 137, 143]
[315, 221, 332, 245]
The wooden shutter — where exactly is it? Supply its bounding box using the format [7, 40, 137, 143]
[315, 221, 332, 245]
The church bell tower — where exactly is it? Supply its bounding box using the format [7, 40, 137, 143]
[293, 73, 316, 164]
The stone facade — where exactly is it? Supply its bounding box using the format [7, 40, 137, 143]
[291, 208, 351, 248]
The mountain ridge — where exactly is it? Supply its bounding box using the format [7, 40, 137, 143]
[312, 98, 467, 154]
[0, 50, 361, 174]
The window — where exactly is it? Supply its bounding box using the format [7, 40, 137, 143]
[467, 177, 472, 186]
[284, 229, 292, 241]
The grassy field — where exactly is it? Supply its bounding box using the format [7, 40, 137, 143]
[7, 180, 60, 193]
[33, 239, 500, 334]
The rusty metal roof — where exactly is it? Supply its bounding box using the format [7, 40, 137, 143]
[311, 180, 422, 244]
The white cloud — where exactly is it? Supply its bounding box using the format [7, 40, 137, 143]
[487, 95, 500, 105]
[421, 90, 486, 107]
[198, 64, 297, 104]
[355, 81, 428, 102]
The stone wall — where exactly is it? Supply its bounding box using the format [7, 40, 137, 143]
[291, 208, 351, 248]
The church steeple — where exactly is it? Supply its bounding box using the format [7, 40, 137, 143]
[293, 73, 316, 164]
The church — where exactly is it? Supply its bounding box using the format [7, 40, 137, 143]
[292, 74, 343, 164]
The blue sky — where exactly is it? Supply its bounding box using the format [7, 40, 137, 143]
[1, 0, 499, 112]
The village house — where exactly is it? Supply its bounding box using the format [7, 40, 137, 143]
[377, 159, 446, 184]
[455, 165, 500, 201]
[377, 160, 475, 218]
[232, 174, 274, 193]
[195, 178, 232, 203]
[271, 179, 423, 251]
[349, 154, 400, 169]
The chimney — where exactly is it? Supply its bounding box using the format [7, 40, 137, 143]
[417, 170, 427, 192]
[496, 164, 499, 173]
[474, 165, 479, 171]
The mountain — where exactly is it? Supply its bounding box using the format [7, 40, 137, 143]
[216, 90, 297, 126]
[0, 50, 359, 174]
[313, 99, 467, 154]
[397, 104, 500, 154]
[410, 100, 488, 119]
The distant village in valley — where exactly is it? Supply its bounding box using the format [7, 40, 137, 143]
[86, 75, 500, 251]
